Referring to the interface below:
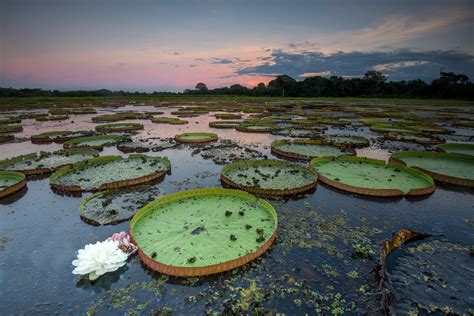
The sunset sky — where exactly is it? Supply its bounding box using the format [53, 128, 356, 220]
[1, 0, 473, 91]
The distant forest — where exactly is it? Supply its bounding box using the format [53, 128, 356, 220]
[1, 71, 473, 99]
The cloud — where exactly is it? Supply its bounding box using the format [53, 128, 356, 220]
[210, 58, 234, 64]
[235, 49, 474, 82]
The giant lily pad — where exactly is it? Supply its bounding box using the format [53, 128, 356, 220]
[63, 135, 124, 150]
[390, 151, 474, 187]
[437, 143, 474, 156]
[385, 133, 444, 145]
[221, 159, 317, 196]
[92, 112, 151, 122]
[310, 156, 435, 197]
[236, 124, 275, 133]
[271, 139, 348, 161]
[214, 113, 242, 119]
[151, 117, 188, 124]
[0, 124, 22, 134]
[130, 188, 278, 276]
[209, 121, 242, 129]
[31, 130, 95, 144]
[79, 186, 161, 225]
[0, 171, 26, 198]
[0, 149, 99, 175]
[95, 122, 144, 133]
[50, 154, 171, 192]
[175, 132, 218, 143]
[325, 135, 370, 148]
[117, 138, 176, 153]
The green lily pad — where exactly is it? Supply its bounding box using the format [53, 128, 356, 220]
[151, 117, 188, 124]
[390, 151, 474, 187]
[79, 186, 161, 225]
[0, 171, 26, 198]
[130, 188, 278, 275]
[310, 156, 435, 196]
[92, 112, 151, 122]
[31, 130, 95, 144]
[214, 113, 242, 119]
[175, 132, 218, 143]
[437, 143, 474, 156]
[50, 154, 171, 192]
[325, 135, 369, 148]
[95, 122, 144, 133]
[63, 135, 124, 150]
[271, 139, 347, 161]
[209, 121, 242, 128]
[0, 124, 22, 134]
[221, 159, 317, 195]
[0, 149, 99, 175]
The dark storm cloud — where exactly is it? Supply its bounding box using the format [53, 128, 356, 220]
[236, 49, 474, 82]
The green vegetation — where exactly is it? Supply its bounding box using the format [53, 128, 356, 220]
[221, 159, 317, 192]
[310, 156, 434, 195]
[151, 117, 188, 124]
[50, 154, 171, 191]
[438, 143, 474, 156]
[92, 112, 151, 122]
[0, 149, 99, 174]
[63, 135, 124, 149]
[130, 188, 277, 268]
[95, 122, 144, 133]
[175, 132, 218, 143]
[391, 151, 474, 181]
[271, 139, 347, 160]
[0, 171, 25, 190]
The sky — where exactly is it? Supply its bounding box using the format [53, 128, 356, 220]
[1, 0, 473, 92]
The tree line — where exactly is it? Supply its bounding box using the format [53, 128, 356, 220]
[1, 71, 472, 99]
[186, 71, 473, 99]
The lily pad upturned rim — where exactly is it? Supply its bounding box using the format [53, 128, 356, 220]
[271, 139, 351, 161]
[389, 151, 474, 187]
[63, 135, 124, 150]
[0, 171, 27, 198]
[235, 124, 276, 133]
[0, 124, 23, 134]
[384, 132, 445, 145]
[208, 121, 242, 129]
[325, 135, 370, 148]
[50, 154, 171, 193]
[0, 148, 100, 175]
[174, 132, 218, 143]
[95, 122, 144, 133]
[151, 117, 189, 124]
[221, 159, 318, 196]
[309, 155, 436, 197]
[437, 143, 474, 156]
[129, 188, 278, 277]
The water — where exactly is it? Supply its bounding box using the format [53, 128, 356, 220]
[1, 103, 473, 314]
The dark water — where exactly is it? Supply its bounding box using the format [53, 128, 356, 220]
[1, 104, 473, 315]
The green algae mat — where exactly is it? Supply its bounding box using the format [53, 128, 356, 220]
[221, 159, 317, 195]
[50, 154, 171, 192]
[63, 135, 124, 150]
[130, 188, 278, 276]
[0, 149, 99, 175]
[437, 143, 474, 156]
[0, 171, 26, 198]
[175, 132, 218, 143]
[390, 151, 474, 187]
[310, 156, 435, 197]
[79, 186, 161, 225]
[271, 140, 347, 161]
[95, 122, 144, 133]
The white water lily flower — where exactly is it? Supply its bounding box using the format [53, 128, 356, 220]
[72, 240, 128, 280]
